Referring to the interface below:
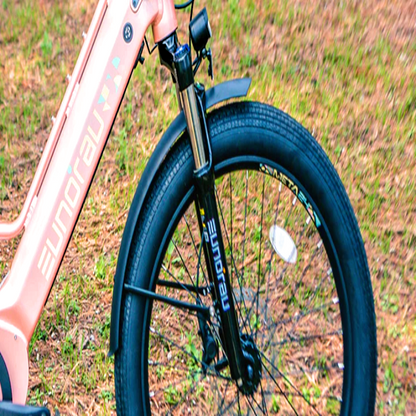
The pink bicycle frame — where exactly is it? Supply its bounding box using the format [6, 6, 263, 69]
[0, 0, 177, 404]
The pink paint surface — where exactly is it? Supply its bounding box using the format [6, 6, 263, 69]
[0, 0, 177, 404]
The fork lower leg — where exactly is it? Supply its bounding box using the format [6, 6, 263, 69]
[173, 43, 247, 384]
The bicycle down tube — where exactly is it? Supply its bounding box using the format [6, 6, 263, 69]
[0, 0, 178, 404]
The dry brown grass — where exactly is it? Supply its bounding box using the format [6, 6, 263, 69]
[0, 0, 415, 414]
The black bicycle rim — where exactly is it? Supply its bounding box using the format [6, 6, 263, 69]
[139, 156, 352, 415]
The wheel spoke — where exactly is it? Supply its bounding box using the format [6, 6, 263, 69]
[218, 394, 239, 415]
[268, 329, 342, 349]
[184, 213, 209, 286]
[170, 237, 199, 292]
[243, 200, 310, 335]
[245, 395, 261, 415]
[264, 181, 282, 326]
[258, 376, 269, 415]
[149, 326, 232, 382]
[160, 264, 200, 303]
[287, 267, 334, 337]
[255, 175, 266, 342]
[261, 361, 300, 415]
[144, 168, 347, 415]
[241, 170, 249, 285]
[282, 241, 325, 321]
[214, 184, 254, 336]
[150, 371, 204, 399]
[261, 352, 322, 416]
[230, 172, 233, 282]
[260, 297, 340, 355]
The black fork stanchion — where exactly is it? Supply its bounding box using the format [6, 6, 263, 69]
[170, 42, 248, 386]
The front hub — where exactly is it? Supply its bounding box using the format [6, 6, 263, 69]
[239, 334, 262, 395]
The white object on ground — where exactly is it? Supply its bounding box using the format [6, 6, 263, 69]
[269, 224, 297, 264]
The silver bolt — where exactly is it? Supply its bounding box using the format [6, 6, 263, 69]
[14, 335, 17, 340]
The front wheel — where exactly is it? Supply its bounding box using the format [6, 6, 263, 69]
[115, 102, 377, 415]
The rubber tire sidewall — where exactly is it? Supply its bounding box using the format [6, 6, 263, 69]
[115, 102, 376, 416]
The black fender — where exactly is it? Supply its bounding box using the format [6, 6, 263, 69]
[109, 78, 251, 355]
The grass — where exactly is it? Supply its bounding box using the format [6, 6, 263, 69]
[0, 0, 415, 414]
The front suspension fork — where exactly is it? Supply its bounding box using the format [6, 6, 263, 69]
[171, 42, 247, 384]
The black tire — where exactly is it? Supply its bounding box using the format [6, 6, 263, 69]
[115, 102, 377, 415]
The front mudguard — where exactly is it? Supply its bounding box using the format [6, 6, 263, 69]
[109, 78, 251, 355]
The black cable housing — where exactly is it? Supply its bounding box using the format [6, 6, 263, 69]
[174, 0, 193, 9]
